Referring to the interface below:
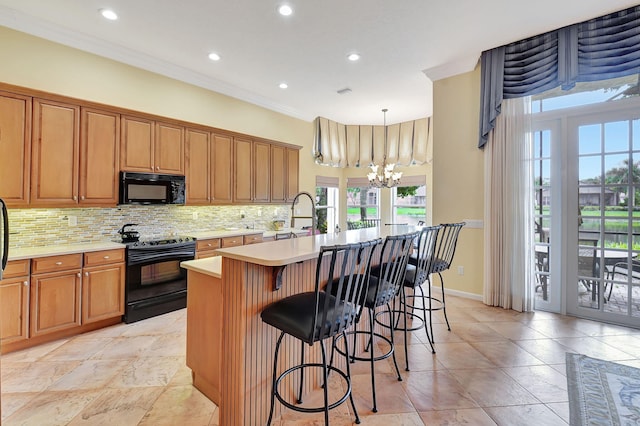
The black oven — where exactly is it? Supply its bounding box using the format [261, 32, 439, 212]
[124, 238, 195, 323]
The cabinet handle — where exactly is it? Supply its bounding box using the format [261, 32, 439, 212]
[77, 273, 81, 278]
[85, 272, 89, 277]
[23, 281, 28, 287]
[103, 255, 110, 259]
[55, 261, 63, 266]
[73, 195, 77, 201]
[207, 243, 212, 247]
[156, 166, 160, 170]
[81, 196, 85, 201]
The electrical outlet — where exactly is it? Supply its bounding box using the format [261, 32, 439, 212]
[68, 216, 77, 227]
[192, 212, 199, 220]
[457, 266, 464, 275]
[257, 210, 262, 217]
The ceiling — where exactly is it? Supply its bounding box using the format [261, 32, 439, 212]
[0, 1, 638, 125]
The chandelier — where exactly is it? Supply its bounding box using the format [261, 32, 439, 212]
[367, 108, 402, 188]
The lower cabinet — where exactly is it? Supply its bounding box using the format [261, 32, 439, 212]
[0, 249, 125, 352]
[0, 260, 30, 345]
[30, 269, 82, 337]
[82, 263, 125, 324]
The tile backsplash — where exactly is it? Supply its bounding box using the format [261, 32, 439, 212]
[7, 204, 291, 248]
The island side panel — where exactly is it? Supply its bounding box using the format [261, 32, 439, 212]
[185, 270, 222, 404]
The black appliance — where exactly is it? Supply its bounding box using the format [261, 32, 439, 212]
[119, 171, 186, 205]
[123, 237, 196, 323]
[1, 198, 8, 280]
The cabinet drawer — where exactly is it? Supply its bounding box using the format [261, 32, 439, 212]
[32, 254, 83, 274]
[196, 250, 218, 260]
[221, 236, 243, 248]
[196, 239, 221, 251]
[2, 260, 30, 279]
[84, 249, 125, 267]
[243, 234, 263, 245]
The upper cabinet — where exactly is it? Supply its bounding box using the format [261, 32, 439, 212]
[286, 147, 300, 201]
[79, 108, 120, 205]
[253, 141, 271, 203]
[233, 138, 253, 203]
[211, 134, 233, 204]
[185, 128, 210, 204]
[0, 92, 31, 206]
[31, 98, 80, 206]
[120, 116, 184, 174]
[270, 145, 286, 203]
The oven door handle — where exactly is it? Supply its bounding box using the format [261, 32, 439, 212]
[127, 250, 195, 266]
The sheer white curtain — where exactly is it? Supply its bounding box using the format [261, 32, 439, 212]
[483, 97, 535, 311]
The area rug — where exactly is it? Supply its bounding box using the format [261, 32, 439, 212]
[566, 353, 640, 425]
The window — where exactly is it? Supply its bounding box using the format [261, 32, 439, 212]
[392, 175, 427, 225]
[315, 176, 339, 234]
[346, 177, 379, 223]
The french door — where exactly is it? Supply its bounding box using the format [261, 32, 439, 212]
[533, 98, 640, 328]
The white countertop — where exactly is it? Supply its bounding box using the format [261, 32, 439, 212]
[213, 225, 417, 267]
[8, 241, 126, 261]
[181, 256, 222, 278]
[188, 228, 307, 240]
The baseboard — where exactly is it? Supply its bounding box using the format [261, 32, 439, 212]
[433, 285, 483, 301]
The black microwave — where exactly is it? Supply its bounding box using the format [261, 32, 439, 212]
[119, 172, 186, 205]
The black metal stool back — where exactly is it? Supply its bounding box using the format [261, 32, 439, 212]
[352, 231, 418, 412]
[260, 239, 380, 425]
[432, 222, 465, 274]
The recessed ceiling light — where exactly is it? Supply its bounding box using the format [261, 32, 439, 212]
[279, 82, 288, 89]
[99, 9, 118, 21]
[278, 4, 293, 16]
[208, 52, 221, 61]
[347, 53, 361, 62]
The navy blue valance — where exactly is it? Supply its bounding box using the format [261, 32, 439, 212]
[479, 5, 640, 148]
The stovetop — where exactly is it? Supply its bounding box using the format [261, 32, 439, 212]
[122, 236, 196, 247]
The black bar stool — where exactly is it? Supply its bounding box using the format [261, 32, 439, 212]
[261, 239, 381, 425]
[331, 231, 418, 413]
[396, 225, 441, 364]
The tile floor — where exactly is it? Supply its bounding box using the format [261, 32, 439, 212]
[2, 293, 640, 425]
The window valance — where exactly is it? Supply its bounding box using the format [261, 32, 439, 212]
[313, 116, 432, 168]
[479, 5, 640, 148]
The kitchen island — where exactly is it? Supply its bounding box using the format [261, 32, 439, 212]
[180, 225, 415, 426]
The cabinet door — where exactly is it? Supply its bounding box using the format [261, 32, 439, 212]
[30, 270, 81, 337]
[286, 148, 300, 201]
[253, 141, 271, 203]
[212, 134, 233, 204]
[31, 99, 80, 205]
[0, 92, 31, 206]
[155, 122, 184, 174]
[82, 263, 125, 324]
[233, 138, 253, 203]
[120, 116, 154, 172]
[270, 145, 286, 203]
[0, 277, 29, 344]
[80, 108, 120, 205]
[185, 128, 210, 204]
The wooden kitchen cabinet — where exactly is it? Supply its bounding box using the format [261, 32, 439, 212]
[0, 92, 31, 206]
[155, 121, 184, 174]
[212, 134, 233, 204]
[185, 128, 211, 204]
[233, 138, 253, 203]
[30, 98, 80, 206]
[221, 236, 243, 248]
[30, 254, 83, 338]
[270, 145, 286, 203]
[243, 233, 263, 245]
[80, 108, 120, 205]
[196, 238, 221, 259]
[253, 141, 271, 203]
[120, 115, 154, 172]
[82, 249, 125, 324]
[286, 147, 300, 201]
[0, 260, 30, 345]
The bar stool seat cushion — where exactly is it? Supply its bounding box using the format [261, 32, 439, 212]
[404, 264, 428, 289]
[261, 291, 357, 344]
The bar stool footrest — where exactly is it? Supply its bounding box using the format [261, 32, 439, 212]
[334, 330, 396, 363]
[374, 309, 425, 332]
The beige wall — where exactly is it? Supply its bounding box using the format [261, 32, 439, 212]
[432, 67, 484, 297]
[1, 25, 485, 297]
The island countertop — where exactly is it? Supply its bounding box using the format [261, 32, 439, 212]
[212, 225, 415, 267]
